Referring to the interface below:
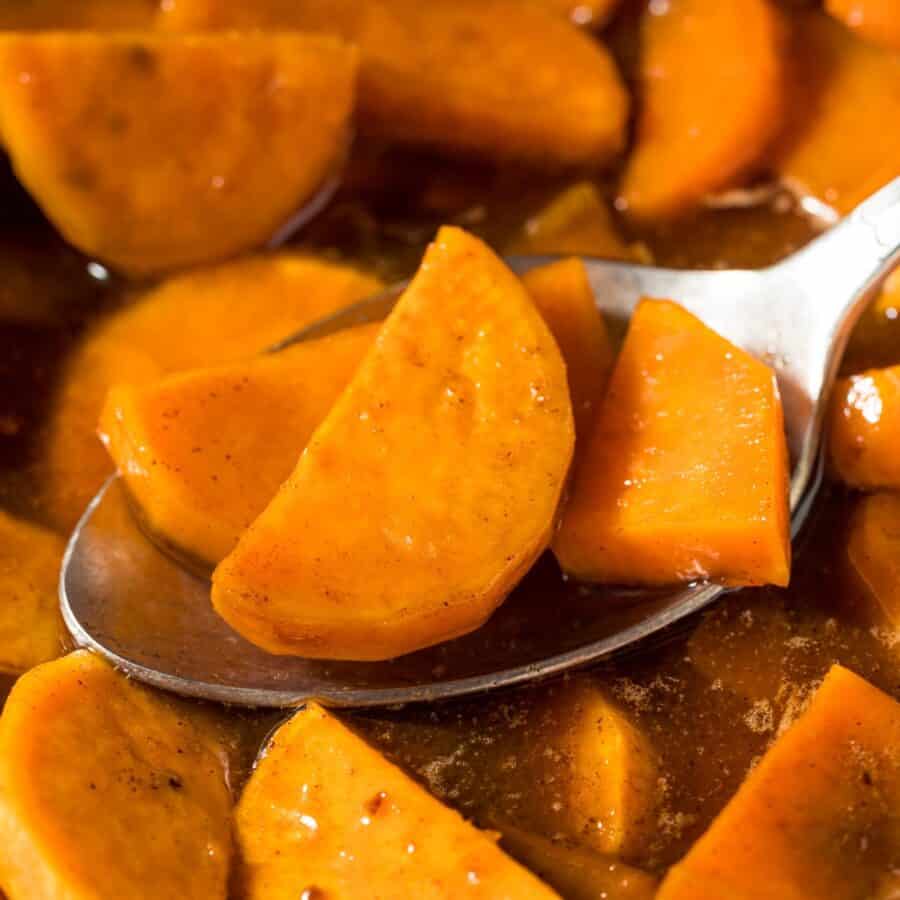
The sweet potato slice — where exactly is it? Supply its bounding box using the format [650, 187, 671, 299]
[657, 664, 900, 900]
[212, 226, 574, 660]
[522, 259, 614, 440]
[100, 324, 378, 567]
[0, 511, 65, 675]
[829, 366, 900, 489]
[159, 0, 628, 167]
[776, 12, 900, 215]
[826, 0, 900, 50]
[41, 255, 382, 531]
[554, 298, 790, 586]
[0, 33, 356, 274]
[0, 651, 232, 900]
[234, 701, 560, 900]
[618, 0, 785, 220]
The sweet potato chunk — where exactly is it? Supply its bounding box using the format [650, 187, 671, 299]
[0, 33, 356, 274]
[0, 511, 65, 675]
[657, 664, 900, 900]
[159, 0, 628, 167]
[826, 0, 900, 50]
[522, 259, 614, 440]
[212, 226, 574, 660]
[41, 255, 382, 531]
[829, 366, 900, 489]
[618, 0, 785, 220]
[0, 0, 156, 28]
[234, 702, 560, 900]
[776, 12, 900, 215]
[0, 651, 232, 900]
[554, 299, 790, 586]
[100, 324, 378, 567]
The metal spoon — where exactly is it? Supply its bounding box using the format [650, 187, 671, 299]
[60, 178, 900, 708]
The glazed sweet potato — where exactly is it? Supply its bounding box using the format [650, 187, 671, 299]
[0, 33, 356, 274]
[522, 259, 614, 440]
[776, 12, 900, 214]
[535, 0, 622, 27]
[618, 0, 785, 220]
[826, 0, 900, 50]
[212, 226, 574, 660]
[657, 664, 900, 899]
[0, 511, 65, 675]
[100, 324, 378, 566]
[234, 702, 560, 900]
[0, 651, 232, 900]
[554, 299, 791, 586]
[159, 0, 628, 167]
[844, 269, 900, 373]
[42, 255, 382, 531]
[0, 0, 156, 28]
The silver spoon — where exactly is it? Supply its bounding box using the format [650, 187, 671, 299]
[60, 178, 900, 708]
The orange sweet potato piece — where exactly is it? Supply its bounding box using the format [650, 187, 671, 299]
[554, 298, 790, 586]
[159, 0, 628, 167]
[522, 258, 614, 440]
[618, 0, 785, 220]
[826, 0, 900, 50]
[776, 12, 900, 215]
[100, 324, 378, 566]
[829, 366, 900, 489]
[41, 255, 382, 531]
[234, 701, 560, 900]
[0, 511, 65, 675]
[0, 33, 356, 274]
[657, 664, 900, 900]
[212, 226, 574, 660]
[534, 0, 623, 27]
[0, 651, 232, 900]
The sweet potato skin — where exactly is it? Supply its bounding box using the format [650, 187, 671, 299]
[0, 651, 232, 900]
[657, 665, 900, 900]
[235, 701, 560, 900]
[618, 0, 785, 220]
[212, 226, 574, 660]
[0, 33, 356, 274]
[100, 324, 378, 566]
[554, 298, 790, 587]
[826, 0, 900, 50]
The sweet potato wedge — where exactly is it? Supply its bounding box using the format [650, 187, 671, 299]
[829, 366, 900, 489]
[212, 226, 574, 660]
[776, 12, 900, 215]
[618, 0, 785, 220]
[0, 651, 232, 900]
[0, 33, 356, 274]
[0, 511, 65, 675]
[234, 701, 560, 900]
[554, 298, 791, 586]
[657, 664, 900, 900]
[159, 0, 628, 167]
[0, 0, 156, 28]
[41, 255, 382, 531]
[100, 324, 378, 566]
[826, 0, 900, 50]
[522, 259, 614, 440]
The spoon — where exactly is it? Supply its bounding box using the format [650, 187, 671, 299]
[60, 178, 900, 708]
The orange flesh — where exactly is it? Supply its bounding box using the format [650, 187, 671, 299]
[826, 0, 900, 50]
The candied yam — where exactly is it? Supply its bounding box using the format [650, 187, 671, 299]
[657, 664, 900, 900]
[0, 651, 232, 900]
[533, 0, 622, 27]
[100, 324, 378, 567]
[159, 0, 628, 167]
[41, 255, 382, 531]
[844, 268, 900, 372]
[829, 366, 900, 489]
[826, 0, 900, 50]
[522, 258, 614, 440]
[0, 33, 356, 274]
[212, 226, 574, 660]
[0, 0, 157, 28]
[776, 12, 900, 215]
[618, 0, 785, 220]
[0, 510, 65, 675]
[234, 702, 560, 900]
[554, 298, 790, 586]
